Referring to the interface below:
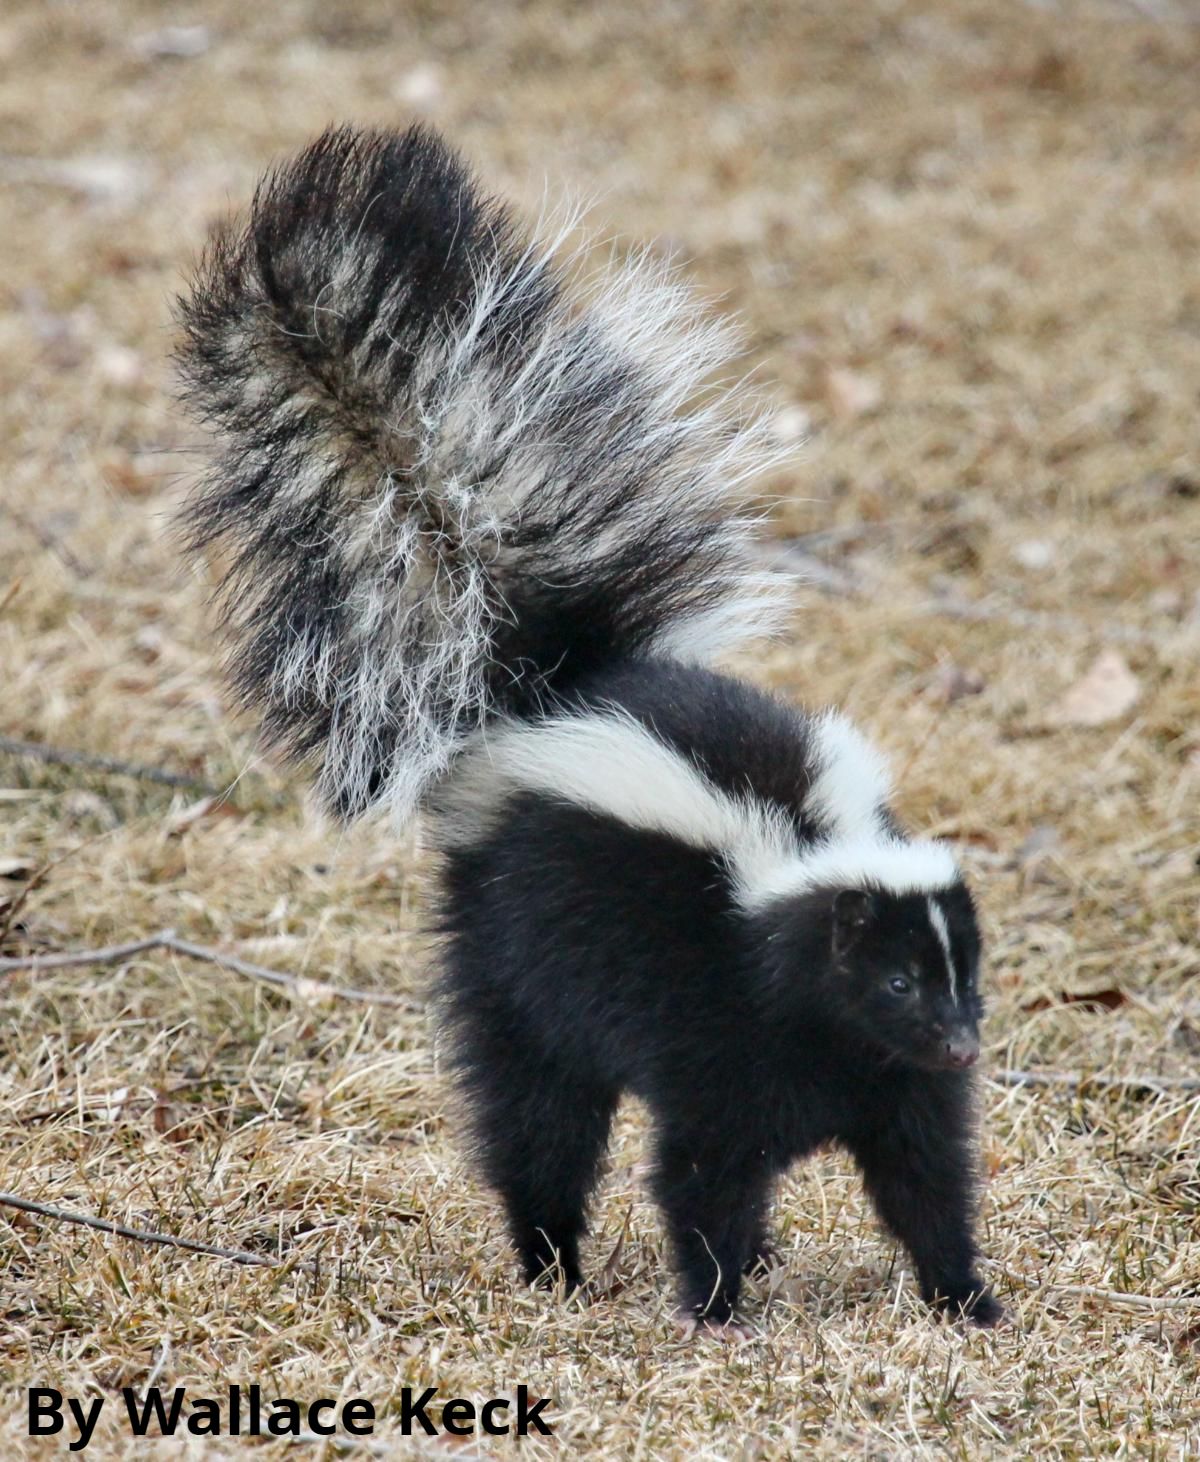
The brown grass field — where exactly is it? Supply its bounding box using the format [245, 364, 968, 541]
[2, 0, 1199, 1455]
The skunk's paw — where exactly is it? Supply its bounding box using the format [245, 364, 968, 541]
[930, 1284, 1005, 1329]
[674, 1312, 755, 1342]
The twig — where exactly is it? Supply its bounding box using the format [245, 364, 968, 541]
[756, 542, 863, 595]
[0, 734, 219, 794]
[0, 503, 92, 578]
[991, 1069, 1200, 1095]
[0, 933, 168, 973]
[0, 828, 113, 947]
[1050, 1283, 1200, 1313]
[756, 542, 1176, 646]
[0, 1191, 316, 1275]
[0, 927, 407, 1006]
[162, 933, 408, 1007]
[910, 595, 1171, 648]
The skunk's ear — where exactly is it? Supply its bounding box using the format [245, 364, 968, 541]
[832, 888, 875, 954]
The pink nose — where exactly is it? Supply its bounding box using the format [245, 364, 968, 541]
[945, 1036, 979, 1068]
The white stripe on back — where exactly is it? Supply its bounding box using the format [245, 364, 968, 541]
[439, 708, 961, 911]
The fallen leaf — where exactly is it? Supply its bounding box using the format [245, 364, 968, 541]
[293, 977, 337, 1005]
[34, 155, 150, 205]
[824, 366, 881, 422]
[1047, 650, 1140, 728]
[1021, 988, 1128, 1014]
[928, 660, 986, 704]
[393, 63, 442, 107]
[1015, 826, 1061, 876]
[769, 404, 811, 445]
[165, 797, 239, 836]
[1029, 49, 1076, 94]
[593, 1207, 633, 1300]
[131, 24, 211, 59]
[61, 791, 119, 830]
[94, 344, 144, 388]
[1012, 538, 1055, 572]
[101, 452, 161, 497]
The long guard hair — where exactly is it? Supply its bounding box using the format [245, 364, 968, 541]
[177, 124, 1001, 1332]
[176, 124, 790, 825]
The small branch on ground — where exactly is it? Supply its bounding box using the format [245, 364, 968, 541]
[757, 541, 1174, 646]
[0, 503, 92, 578]
[0, 928, 407, 1006]
[910, 594, 1170, 648]
[991, 1069, 1200, 1095]
[0, 1191, 317, 1275]
[0, 733, 219, 794]
[0, 829, 115, 948]
[1050, 1283, 1200, 1313]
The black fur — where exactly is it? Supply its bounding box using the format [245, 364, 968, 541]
[177, 125, 1001, 1331]
[175, 124, 781, 821]
[437, 662, 1001, 1328]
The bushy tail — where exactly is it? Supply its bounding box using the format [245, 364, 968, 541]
[176, 123, 790, 824]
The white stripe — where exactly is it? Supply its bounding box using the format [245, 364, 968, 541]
[927, 897, 958, 1007]
[437, 711, 798, 906]
[747, 838, 960, 909]
[807, 710, 894, 842]
[437, 710, 960, 911]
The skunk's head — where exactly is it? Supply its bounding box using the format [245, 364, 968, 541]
[828, 881, 984, 1072]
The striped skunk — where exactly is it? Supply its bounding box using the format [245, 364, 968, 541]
[176, 124, 1001, 1331]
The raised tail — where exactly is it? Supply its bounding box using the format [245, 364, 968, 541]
[176, 123, 791, 824]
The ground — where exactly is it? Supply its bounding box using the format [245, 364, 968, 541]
[1, 0, 1198, 1456]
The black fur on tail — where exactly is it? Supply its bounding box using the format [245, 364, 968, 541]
[176, 124, 788, 823]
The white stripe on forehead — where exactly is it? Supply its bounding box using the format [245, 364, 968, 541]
[927, 897, 958, 1008]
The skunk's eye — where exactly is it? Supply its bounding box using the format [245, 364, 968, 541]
[888, 975, 912, 996]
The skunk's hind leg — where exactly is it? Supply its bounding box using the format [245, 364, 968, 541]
[454, 1025, 617, 1293]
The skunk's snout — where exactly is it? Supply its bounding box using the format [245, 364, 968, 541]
[943, 1031, 980, 1069]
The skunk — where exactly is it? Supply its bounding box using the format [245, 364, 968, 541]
[176, 123, 1002, 1330]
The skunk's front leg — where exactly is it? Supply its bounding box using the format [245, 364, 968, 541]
[652, 1123, 771, 1327]
[846, 1075, 1002, 1327]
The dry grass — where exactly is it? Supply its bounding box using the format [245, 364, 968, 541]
[2, 0, 1199, 1455]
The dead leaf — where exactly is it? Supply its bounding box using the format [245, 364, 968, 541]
[101, 452, 161, 498]
[165, 797, 239, 837]
[393, 63, 442, 107]
[824, 367, 881, 422]
[1012, 539, 1055, 572]
[1016, 825, 1060, 866]
[61, 791, 119, 830]
[592, 1207, 633, 1300]
[95, 344, 144, 388]
[1047, 650, 1140, 728]
[293, 977, 338, 1005]
[1021, 987, 1128, 1014]
[769, 404, 811, 445]
[131, 24, 211, 59]
[928, 660, 985, 704]
[1029, 49, 1076, 94]
[31, 155, 150, 205]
